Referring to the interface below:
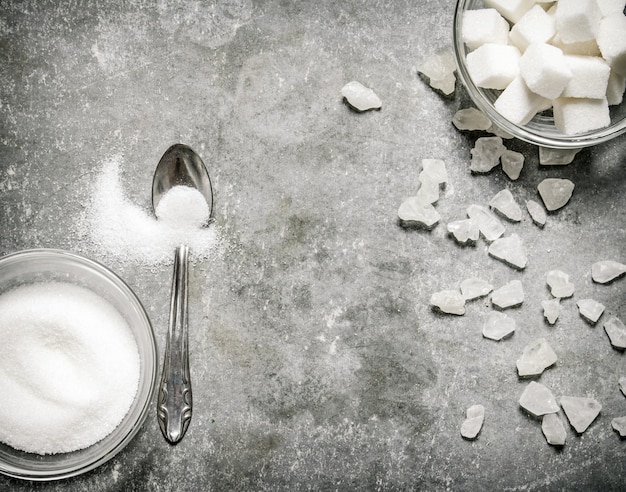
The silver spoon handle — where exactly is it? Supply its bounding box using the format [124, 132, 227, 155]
[157, 244, 192, 444]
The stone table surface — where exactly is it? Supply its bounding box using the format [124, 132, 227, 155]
[1, 1, 625, 490]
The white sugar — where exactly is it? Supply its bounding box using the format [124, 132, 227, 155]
[155, 185, 210, 228]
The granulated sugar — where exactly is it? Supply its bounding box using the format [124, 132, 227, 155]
[0, 281, 140, 454]
[78, 155, 221, 266]
[155, 185, 211, 228]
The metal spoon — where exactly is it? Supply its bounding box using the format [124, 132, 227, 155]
[152, 143, 213, 444]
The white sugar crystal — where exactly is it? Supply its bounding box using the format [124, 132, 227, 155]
[620, 376, 626, 397]
[509, 5, 556, 52]
[452, 108, 492, 131]
[520, 43, 573, 99]
[432, 74, 457, 96]
[492, 279, 524, 309]
[341, 81, 382, 112]
[489, 189, 522, 222]
[461, 404, 485, 440]
[596, 0, 626, 16]
[447, 218, 480, 245]
[470, 136, 506, 173]
[519, 381, 560, 418]
[488, 122, 514, 139]
[538, 146, 581, 165]
[596, 15, 626, 76]
[501, 150, 524, 180]
[542, 414, 567, 446]
[553, 96, 611, 134]
[537, 178, 575, 211]
[604, 316, 626, 350]
[494, 76, 550, 126]
[488, 234, 528, 270]
[416, 174, 441, 205]
[542, 298, 561, 325]
[576, 299, 606, 324]
[398, 196, 440, 229]
[462, 9, 510, 51]
[551, 33, 601, 57]
[607, 69, 626, 105]
[555, 0, 602, 44]
[467, 204, 505, 242]
[461, 277, 493, 300]
[430, 290, 466, 315]
[560, 396, 602, 434]
[467, 44, 522, 90]
[484, 0, 536, 23]
[561, 55, 611, 99]
[546, 270, 575, 298]
[483, 311, 516, 341]
[517, 338, 557, 377]
[526, 200, 547, 227]
[592, 260, 626, 284]
[612, 416, 626, 438]
[421, 158, 448, 185]
[418, 51, 457, 95]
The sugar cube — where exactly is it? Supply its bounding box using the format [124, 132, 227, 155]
[494, 76, 551, 125]
[467, 44, 522, 90]
[520, 43, 572, 99]
[484, 0, 536, 23]
[509, 5, 557, 52]
[562, 55, 611, 99]
[596, 15, 626, 76]
[553, 97, 611, 134]
[555, 0, 602, 44]
[595, 0, 626, 16]
[550, 34, 601, 57]
[607, 69, 626, 105]
[462, 9, 510, 51]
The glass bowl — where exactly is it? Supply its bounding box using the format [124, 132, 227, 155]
[453, 0, 626, 149]
[0, 249, 157, 481]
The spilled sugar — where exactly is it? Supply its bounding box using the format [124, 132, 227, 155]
[78, 155, 221, 266]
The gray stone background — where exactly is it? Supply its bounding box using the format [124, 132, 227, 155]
[1, 0, 625, 490]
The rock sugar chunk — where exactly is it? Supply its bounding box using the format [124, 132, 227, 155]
[418, 51, 457, 95]
[520, 43, 572, 99]
[416, 175, 441, 205]
[483, 311, 516, 341]
[421, 158, 448, 185]
[484, 0, 535, 23]
[546, 270, 575, 298]
[430, 290, 466, 315]
[604, 316, 626, 350]
[542, 414, 567, 446]
[492, 279, 524, 309]
[509, 5, 557, 52]
[612, 416, 626, 438]
[596, 15, 626, 76]
[562, 55, 611, 99]
[452, 107, 492, 131]
[341, 81, 382, 112]
[467, 44, 522, 90]
[488, 234, 528, 270]
[537, 178, 575, 211]
[517, 338, 557, 377]
[555, 0, 602, 44]
[538, 147, 581, 165]
[591, 260, 626, 284]
[467, 204, 505, 242]
[576, 299, 605, 324]
[489, 189, 522, 222]
[560, 396, 601, 434]
[526, 200, 547, 227]
[519, 381, 560, 418]
[470, 136, 506, 173]
[542, 298, 561, 325]
[462, 9, 510, 51]
[620, 376, 626, 397]
[447, 218, 480, 245]
[398, 196, 440, 229]
[553, 96, 611, 135]
[494, 76, 550, 126]
[501, 150, 524, 180]
[461, 277, 493, 300]
[461, 404, 485, 440]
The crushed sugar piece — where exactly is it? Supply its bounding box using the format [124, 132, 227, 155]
[488, 123, 514, 139]
[460, 277, 493, 300]
[537, 178, 575, 211]
[546, 270, 575, 298]
[452, 108, 492, 131]
[467, 204, 505, 242]
[576, 299, 605, 324]
[519, 381, 560, 418]
[542, 298, 561, 325]
[341, 81, 382, 112]
[398, 196, 440, 229]
[612, 416, 626, 438]
[470, 136, 506, 173]
[430, 290, 466, 315]
[416, 174, 441, 205]
[482, 311, 516, 341]
[417, 51, 457, 95]
[488, 234, 528, 270]
[492, 279, 524, 309]
[501, 149, 524, 180]
[604, 316, 626, 350]
[489, 189, 522, 222]
[542, 414, 567, 446]
[447, 218, 480, 245]
[620, 377, 626, 397]
[591, 260, 626, 284]
[526, 199, 547, 227]
[560, 396, 601, 434]
[461, 404, 485, 440]
[516, 338, 557, 377]
[538, 146, 581, 165]
[421, 158, 448, 185]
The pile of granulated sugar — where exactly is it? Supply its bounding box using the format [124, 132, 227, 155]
[77, 155, 221, 266]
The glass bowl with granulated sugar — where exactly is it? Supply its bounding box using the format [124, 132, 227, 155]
[0, 249, 157, 481]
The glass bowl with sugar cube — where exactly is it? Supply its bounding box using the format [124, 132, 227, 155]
[453, 0, 626, 149]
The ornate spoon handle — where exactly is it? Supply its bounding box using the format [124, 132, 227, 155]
[157, 244, 192, 444]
